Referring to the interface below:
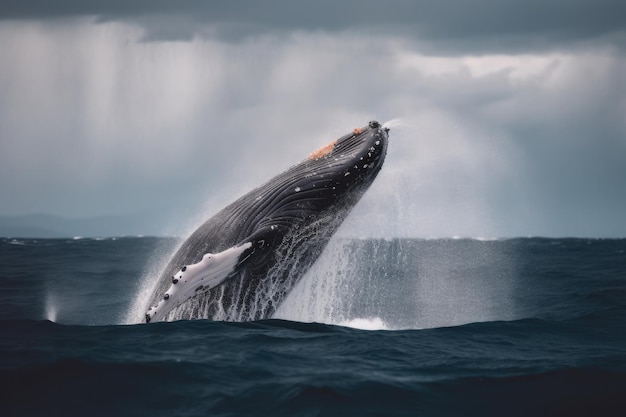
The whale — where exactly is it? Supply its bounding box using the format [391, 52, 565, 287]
[144, 120, 389, 323]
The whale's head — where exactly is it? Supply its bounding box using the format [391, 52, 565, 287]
[250, 120, 390, 230]
[144, 121, 389, 323]
[303, 119, 388, 200]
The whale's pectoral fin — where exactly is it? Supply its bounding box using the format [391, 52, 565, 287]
[145, 225, 285, 323]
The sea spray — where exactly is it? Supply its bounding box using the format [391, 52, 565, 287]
[276, 238, 519, 330]
[44, 292, 57, 323]
[123, 237, 182, 324]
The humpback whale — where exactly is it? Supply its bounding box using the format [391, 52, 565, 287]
[145, 120, 389, 323]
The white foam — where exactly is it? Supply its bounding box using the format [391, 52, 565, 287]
[339, 317, 388, 331]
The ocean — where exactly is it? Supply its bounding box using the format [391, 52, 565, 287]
[1, 236, 625, 416]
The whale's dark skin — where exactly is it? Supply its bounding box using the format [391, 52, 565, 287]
[145, 120, 389, 323]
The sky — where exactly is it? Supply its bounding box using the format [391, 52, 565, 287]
[0, 1, 625, 238]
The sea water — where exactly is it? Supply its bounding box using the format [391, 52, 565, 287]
[1, 237, 626, 416]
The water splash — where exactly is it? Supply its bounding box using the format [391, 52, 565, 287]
[274, 238, 395, 327]
[123, 237, 183, 324]
[275, 237, 518, 330]
[45, 293, 58, 323]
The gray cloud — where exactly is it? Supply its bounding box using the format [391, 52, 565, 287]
[0, 8, 625, 237]
[2, 1, 626, 53]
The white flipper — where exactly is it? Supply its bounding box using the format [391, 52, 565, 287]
[145, 242, 252, 323]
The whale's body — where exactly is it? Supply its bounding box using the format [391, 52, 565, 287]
[145, 121, 389, 323]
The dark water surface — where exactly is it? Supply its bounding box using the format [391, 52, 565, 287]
[1, 237, 625, 416]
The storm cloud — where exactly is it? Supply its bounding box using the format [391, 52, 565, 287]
[0, 1, 625, 237]
[2, 0, 626, 52]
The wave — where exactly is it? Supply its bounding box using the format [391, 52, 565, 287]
[2, 317, 626, 417]
[2, 236, 625, 416]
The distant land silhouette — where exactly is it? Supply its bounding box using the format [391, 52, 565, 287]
[0, 213, 172, 238]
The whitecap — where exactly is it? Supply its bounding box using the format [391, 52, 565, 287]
[339, 317, 389, 331]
